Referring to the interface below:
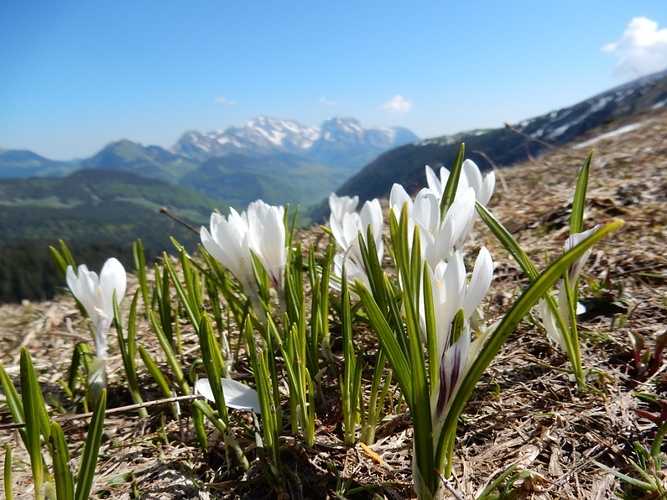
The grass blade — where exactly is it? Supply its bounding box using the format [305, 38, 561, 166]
[147, 310, 191, 395]
[355, 280, 413, 405]
[439, 143, 466, 218]
[0, 364, 25, 445]
[570, 152, 592, 235]
[132, 239, 151, 312]
[49, 422, 74, 500]
[20, 348, 51, 499]
[4, 444, 12, 500]
[48, 239, 77, 279]
[138, 345, 173, 397]
[198, 315, 228, 424]
[476, 201, 539, 280]
[114, 290, 146, 416]
[74, 389, 106, 500]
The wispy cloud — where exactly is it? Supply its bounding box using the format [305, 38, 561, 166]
[379, 95, 413, 116]
[214, 96, 237, 106]
[603, 17, 667, 78]
[319, 96, 340, 107]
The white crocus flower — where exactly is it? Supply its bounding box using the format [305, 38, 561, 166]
[389, 183, 415, 221]
[389, 184, 438, 259]
[425, 248, 493, 432]
[389, 184, 439, 244]
[195, 378, 261, 413]
[329, 193, 359, 228]
[201, 200, 288, 320]
[564, 227, 599, 288]
[425, 159, 495, 207]
[332, 253, 373, 291]
[390, 183, 476, 266]
[66, 258, 126, 359]
[247, 200, 287, 292]
[201, 209, 258, 296]
[436, 187, 477, 257]
[66, 258, 126, 397]
[426, 160, 495, 251]
[539, 225, 600, 351]
[330, 198, 384, 289]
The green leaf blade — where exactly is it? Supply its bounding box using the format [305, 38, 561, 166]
[74, 389, 107, 500]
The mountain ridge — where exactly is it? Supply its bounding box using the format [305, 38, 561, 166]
[169, 116, 419, 168]
[328, 68, 667, 212]
[0, 117, 418, 210]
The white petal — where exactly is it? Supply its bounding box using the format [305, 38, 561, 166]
[249, 205, 286, 287]
[539, 297, 568, 352]
[195, 378, 215, 402]
[462, 247, 493, 318]
[329, 212, 348, 250]
[329, 193, 358, 223]
[576, 301, 586, 315]
[100, 257, 126, 317]
[447, 188, 476, 242]
[479, 170, 496, 207]
[389, 183, 412, 216]
[564, 225, 600, 287]
[66, 264, 98, 319]
[424, 165, 442, 196]
[195, 378, 261, 413]
[413, 189, 440, 235]
[201, 225, 236, 272]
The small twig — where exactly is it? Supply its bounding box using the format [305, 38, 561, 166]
[159, 207, 200, 235]
[0, 394, 203, 431]
[471, 149, 509, 193]
[435, 468, 465, 500]
[504, 122, 555, 150]
[614, 262, 667, 278]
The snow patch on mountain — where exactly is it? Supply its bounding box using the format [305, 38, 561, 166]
[170, 116, 418, 167]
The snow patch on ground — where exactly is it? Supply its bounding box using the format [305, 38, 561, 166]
[573, 122, 644, 149]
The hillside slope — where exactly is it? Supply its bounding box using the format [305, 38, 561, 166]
[0, 104, 665, 499]
[332, 69, 667, 206]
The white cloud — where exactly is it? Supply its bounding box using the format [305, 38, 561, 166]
[214, 96, 237, 106]
[319, 96, 340, 106]
[603, 17, 667, 78]
[379, 95, 413, 116]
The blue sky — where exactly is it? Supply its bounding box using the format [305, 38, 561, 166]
[2, 1, 666, 160]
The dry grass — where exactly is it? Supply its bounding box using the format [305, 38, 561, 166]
[1, 106, 666, 499]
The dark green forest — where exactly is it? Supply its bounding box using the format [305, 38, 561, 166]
[0, 169, 221, 304]
[0, 240, 136, 304]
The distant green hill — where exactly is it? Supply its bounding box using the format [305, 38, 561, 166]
[0, 169, 227, 303]
[81, 139, 199, 183]
[0, 149, 78, 178]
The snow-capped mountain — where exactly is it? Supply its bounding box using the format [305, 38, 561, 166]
[171, 116, 419, 167]
[171, 117, 320, 161]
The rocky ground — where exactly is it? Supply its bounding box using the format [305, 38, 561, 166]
[1, 105, 666, 499]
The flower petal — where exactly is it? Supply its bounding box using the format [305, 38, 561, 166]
[100, 257, 127, 317]
[195, 378, 261, 413]
[329, 193, 358, 224]
[462, 246, 493, 318]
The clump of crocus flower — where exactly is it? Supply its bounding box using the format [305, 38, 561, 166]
[66, 257, 126, 401]
[200, 199, 287, 319]
[349, 156, 498, 498]
[328, 195, 384, 291]
[538, 226, 600, 374]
